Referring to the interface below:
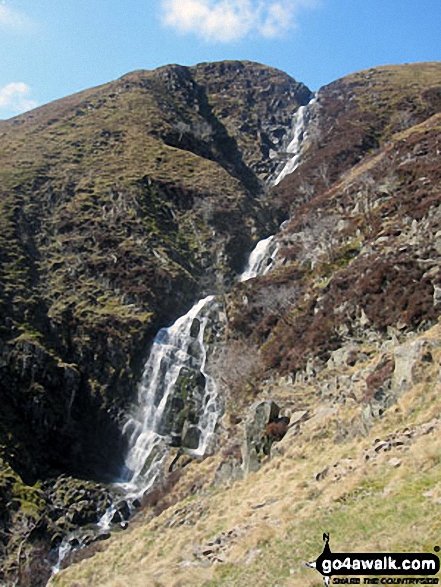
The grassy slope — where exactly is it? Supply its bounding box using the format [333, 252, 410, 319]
[49, 321, 441, 587]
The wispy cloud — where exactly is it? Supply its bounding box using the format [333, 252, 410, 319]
[0, 83, 39, 116]
[0, 4, 34, 32]
[160, 0, 318, 43]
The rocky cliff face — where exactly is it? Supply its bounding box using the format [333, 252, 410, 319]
[228, 62, 441, 378]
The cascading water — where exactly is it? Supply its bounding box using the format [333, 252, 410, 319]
[100, 233, 284, 514]
[119, 295, 220, 495]
[53, 296, 223, 570]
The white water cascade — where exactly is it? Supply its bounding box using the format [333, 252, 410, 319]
[54, 296, 223, 568]
[110, 95, 320, 505]
[119, 295, 220, 496]
[116, 228, 289, 504]
[273, 95, 317, 187]
[52, 235, 284, 573]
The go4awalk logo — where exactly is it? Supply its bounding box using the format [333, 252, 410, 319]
[306, 534, 440, 585]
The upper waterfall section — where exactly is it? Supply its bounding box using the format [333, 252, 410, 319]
[273, 94, 317, 186]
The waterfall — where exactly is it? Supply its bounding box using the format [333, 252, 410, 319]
[53, 296, 223, 570]
[273, 95, 317, 187]
[115, 227, 289, 503]
[110, 97, 321, 502]
[52, 95, 320, 575]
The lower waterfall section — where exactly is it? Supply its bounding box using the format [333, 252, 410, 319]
[52, 295, 225, 571]
[114, 233, 284, 504]
[119, 295, 223, 497]
[52, 230, 282, 571]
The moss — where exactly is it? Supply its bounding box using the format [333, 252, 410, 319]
[0, 459, 46, 518]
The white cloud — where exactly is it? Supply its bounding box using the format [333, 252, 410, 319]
[0, 4, 33, 32]
[160, 0, 318, 42]
[0, 83, 38, 115]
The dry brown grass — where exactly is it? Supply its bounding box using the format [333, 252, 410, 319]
[50, 323, 441, 587]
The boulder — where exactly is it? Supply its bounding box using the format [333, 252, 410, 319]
[110, 500, 131, 524]
[391, 339, 432, 394]
[182, 425, 201, 450]
[241, 401, 280, 474]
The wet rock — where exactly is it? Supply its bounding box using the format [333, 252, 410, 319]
[82, 532, 96, 546]
[111, 500, 131, 523]
[50, 532, 63, 549]
[190, 318, 201, 338]
[159, 366, 206, 440]
[94, 532, 111, 543]
[182, 425, 201, 449]
[71, 500, 100, 525]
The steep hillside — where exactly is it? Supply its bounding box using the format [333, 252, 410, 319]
[50, 61, 441, 586]
[274, 62, 441, 211]
[228, 62, 441, 381]
[0, 60, 308, 476]
[0, 61, 310, 585]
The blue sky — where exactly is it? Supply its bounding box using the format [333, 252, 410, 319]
[0, 0, 440, 119]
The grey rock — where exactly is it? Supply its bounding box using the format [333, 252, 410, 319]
[392, 339, 430, 394]
[373, 440, 390, 452]
[327, 344, 359, 368]
[290, 410, 309, 426]
[214, 459, 243, 485]
[241, 401, 280, 475]
[315, 466, 329, 481]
